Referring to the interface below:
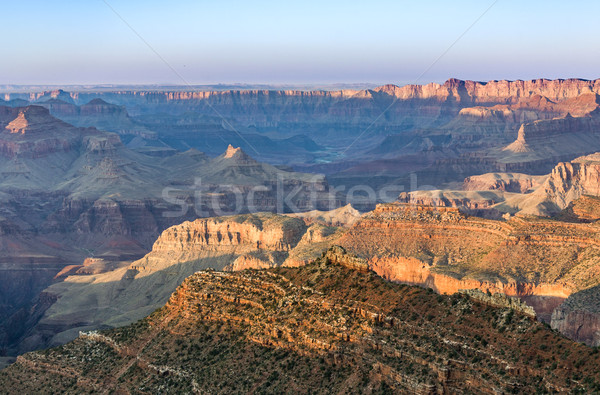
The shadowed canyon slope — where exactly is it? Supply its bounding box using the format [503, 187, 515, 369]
[2, 253, 600, 393]
[21, 200, 600, 356]
[0, 105, 336, 357]
[10, 213, 343, 355]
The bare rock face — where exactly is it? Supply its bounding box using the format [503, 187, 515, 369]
[0, 106, 81, 158]
[460, 289, 536, 317]
[557, 195, 600, 222]
[519, 153, 600, 215]
[397, 190, 504, 211]
[15, 213, 342, 354]
[463, 172, 546, 193]
[457, 93, 600, 124]
[552, 285, 600, 346]
[320, 245, 369, 272]
[285, 203, 361, 227]
[339, 202, 600, 324]
[136, 213, 308, 273]
[502, 114, 600, 159]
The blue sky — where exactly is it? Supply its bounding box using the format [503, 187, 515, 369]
[1, 0, 598, 85]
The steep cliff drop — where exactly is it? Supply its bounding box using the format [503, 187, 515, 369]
[338, 203, 600, 325]
[13, 213, 342, 355]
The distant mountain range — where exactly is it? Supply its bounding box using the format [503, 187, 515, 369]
[4, 78, 600, 190]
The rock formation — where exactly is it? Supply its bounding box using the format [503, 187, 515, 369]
[285, 203, 361, 227]
[11, 213, 342, 355]
[2, 258, 599, 393]
[8, 79, 600, 190]
[339, 203, 600, 324]
[552, 285, 600, 346]
[0, 105, 338, 357]
[517, 153, 600, 216]
[463, 172, 546, 193]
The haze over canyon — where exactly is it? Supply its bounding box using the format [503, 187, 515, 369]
[3, 78, 600, 393]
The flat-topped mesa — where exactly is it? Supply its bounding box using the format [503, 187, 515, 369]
[503, 113, 600, 155]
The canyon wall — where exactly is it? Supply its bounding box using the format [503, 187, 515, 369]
[339, 203, 600, 324]
[551, 285, 600, 346]
[13, 213, 342, 354]
[518, 153, 600, 215]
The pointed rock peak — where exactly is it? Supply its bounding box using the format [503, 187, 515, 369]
[373, 84, 400, 95]
[564, 112, 573, 119]
[224, 144, 244, 158]
[444, 78, 465, 88]
[86, 98, 111, 106]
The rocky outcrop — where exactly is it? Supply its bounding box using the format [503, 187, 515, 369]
[502, 114, 600, 157]
[397, 190, 504, 211]
[285, 203, 361, 227]
[14, 213, 342, 355]
[320, 245, 369, 272]
[557, 195, 600, 222]
[0, 106, 82, 158]
[551, 285, 600, 346]
[457, 93, 600, 123]
[463, 172, 546, 193]
[2, 260, 599, 393]
[459, 289, 536, 317]
[339, 203, 600, 323]
[136, 213, 307, 272]
[518, 153, 600, 216]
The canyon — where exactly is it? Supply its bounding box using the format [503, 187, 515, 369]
[8, 213, 343, 356]
[19, 199, 600, 356]
[0, 104, 336, 358]
[4, 78, 600, 377]
[6, 78, 600, 189]
[1, 250, 599, 393]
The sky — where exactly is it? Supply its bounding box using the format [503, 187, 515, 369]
[1, 0, 599, 85]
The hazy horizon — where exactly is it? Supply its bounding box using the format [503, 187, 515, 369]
[2, 0, 599, 86]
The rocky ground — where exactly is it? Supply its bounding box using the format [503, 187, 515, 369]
[1, 247, 599, 393]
